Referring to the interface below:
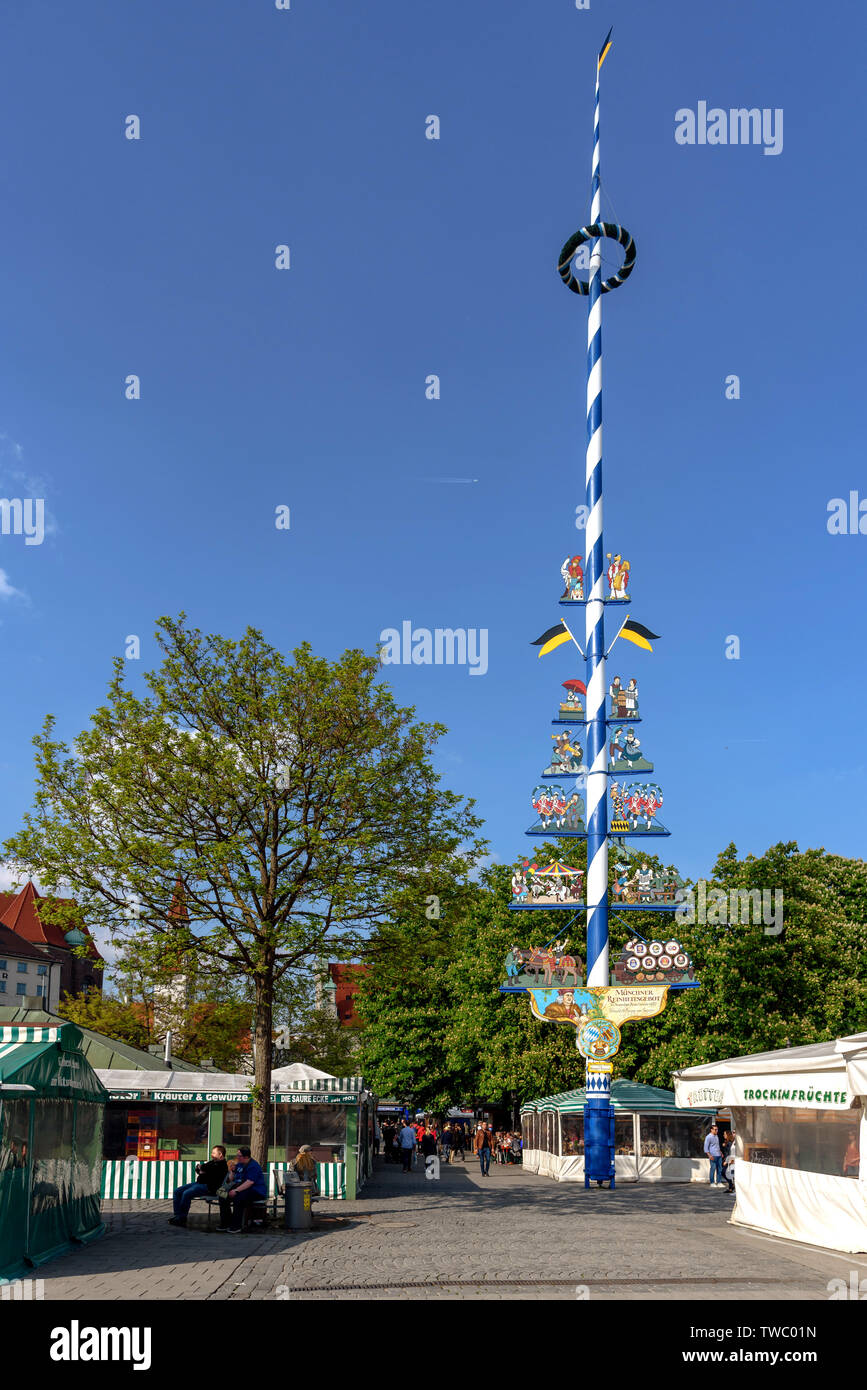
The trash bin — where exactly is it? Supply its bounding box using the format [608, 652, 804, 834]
[283, 1180, 314, 1230]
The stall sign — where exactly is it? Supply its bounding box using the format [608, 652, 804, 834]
[107, 1091, 143, 1101]
[150, 1090, 358, 1103]
[677, 1074, 853, 1110]
[595, 985, 669, 1025]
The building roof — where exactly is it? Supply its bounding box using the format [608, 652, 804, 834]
[673, 1032, 867, 1080]
[0, 921, 51, 963]
[521, 1077, 716, 1116]
[271, 1061, 335, 1082]
[0, 882, 103, 961]
[672, 1032, 867, 1109]
[0, 1006, 213, 1073]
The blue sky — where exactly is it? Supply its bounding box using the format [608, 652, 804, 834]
[1, 0, 866, 888]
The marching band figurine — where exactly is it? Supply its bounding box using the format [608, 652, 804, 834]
[544, 731, 584, 775]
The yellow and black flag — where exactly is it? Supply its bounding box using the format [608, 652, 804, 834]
[618, 618, 661, 652]
[598, 26, 613, 69]
[531, 621, 573, 658]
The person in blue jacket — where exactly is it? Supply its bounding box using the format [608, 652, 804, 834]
[217, 1147, 268, 1232]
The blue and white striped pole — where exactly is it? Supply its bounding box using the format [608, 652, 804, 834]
[582, 28, 614, 1188]
[584, 30, 611, 994]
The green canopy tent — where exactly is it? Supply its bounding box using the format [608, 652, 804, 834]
[0, 1022, 107, 1280]
[521, 1078, 718, 1183]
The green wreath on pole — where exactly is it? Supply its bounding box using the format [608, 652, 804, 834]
[558, 221, 637, 295]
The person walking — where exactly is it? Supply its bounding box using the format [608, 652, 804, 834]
[704, 1124, 723, 1188]
[722, 1130, 736, 1193]
[441, 1122, 452, 1164]
[421, 1126, 438, 1162]
[398, 1120, 417, 1173]
[474, 1122, 494, 1177]
[451, 1125, 466, 1161]
[381, 1121, 394, 1162]
[510, 1132, 522, 1165]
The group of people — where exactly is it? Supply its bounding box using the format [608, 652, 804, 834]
[168, 1142, 318, 1231]
[703, 1124, 736, 1192]
[379, 1119, 522, 1175]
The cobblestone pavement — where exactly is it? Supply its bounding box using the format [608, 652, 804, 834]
[40, 1158, 866, 1301]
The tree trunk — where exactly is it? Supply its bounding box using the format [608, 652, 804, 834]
[250, 973, 274, 1167]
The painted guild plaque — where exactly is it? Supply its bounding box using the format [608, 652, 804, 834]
[609, 675, 639, 719]
[529, 785, 586, 833]
[611, 937, 696, 987]
[511, 858, 585, 906]
[607, 727, 653, 774]
[609, 782, 665, 833]
[559, 555, 584, 601]
[542, 731, 586, 777]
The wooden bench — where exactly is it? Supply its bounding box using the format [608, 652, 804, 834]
[194, 1192, 276, 1231]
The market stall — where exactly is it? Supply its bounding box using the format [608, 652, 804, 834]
[674, 1032, 867, 1253]
[521, 1079, 717, 1183]
[0, 1022, 106, 1279]
[94, 1066, 373, 1201]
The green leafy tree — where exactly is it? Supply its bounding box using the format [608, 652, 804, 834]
[619, 841, 867, 1085]
[57, 991, 151, 1051]
[3, 615, 484, 1161]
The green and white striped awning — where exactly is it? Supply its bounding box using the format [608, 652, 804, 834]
[101, 1159, 348, 1200]
[521, 1078, 717, 1116]
[0, 1025, 64, 1044]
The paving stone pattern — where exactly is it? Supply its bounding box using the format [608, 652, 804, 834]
[40, 1157, 861, 1301]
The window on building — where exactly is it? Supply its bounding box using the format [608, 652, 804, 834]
[738, 1106, 861, 1178]
[0, 1099, 30, 1170]
[17, 961, 28, 973]
[16, 983, 27, 995]
[37, 965, 48, 976]
[102, 1103, 209, 1161]
[0, 959, 6, 971]
[561, 1114, 584, 1155]
[0, 982, 6, 994]
[222, 1103, 252, 1143]
[275, 1103, 346, 1161]
[35, 984, 45, 997]
[639, 1114, 709, 1159]
[614, 1116, 635, 1155]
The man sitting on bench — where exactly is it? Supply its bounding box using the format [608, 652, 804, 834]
[169, 1145, 228, 1227]
[217, 1147, 268, 1233]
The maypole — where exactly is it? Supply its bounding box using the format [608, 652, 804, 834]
[583, 29, 610, 996]
[580, 26, 615, 1185]
[501, 28, 697, 1191]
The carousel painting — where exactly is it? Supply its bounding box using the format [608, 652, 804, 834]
[528, 786, 586, 835]
[607, 727, 653, 774]
[610, 937, 697, 989]
[609, 782, 666, 834]
[511, 858, 585, 906]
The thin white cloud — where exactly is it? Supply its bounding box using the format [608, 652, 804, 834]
[0, 569, 24, 600]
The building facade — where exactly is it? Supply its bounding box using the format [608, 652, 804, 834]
[0, 882, 103, 1000]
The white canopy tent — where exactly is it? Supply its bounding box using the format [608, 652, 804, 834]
[674, 1033, 867, 1254]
